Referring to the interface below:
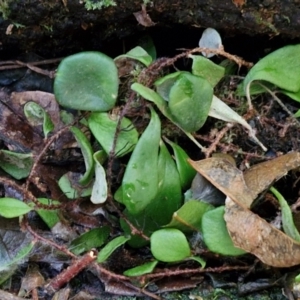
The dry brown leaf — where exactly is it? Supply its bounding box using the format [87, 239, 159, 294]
[224, 197, 300, 267]
[19, 264, 45, 296]
[244, 152, 300, 199]
[11, 91, 62, 130]
[189, 153, 300, 267]
[0, 93, 43, 152]
[188, 157, 255, 208]
[133, 5, 156, 27]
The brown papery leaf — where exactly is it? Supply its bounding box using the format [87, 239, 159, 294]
[189, 153, 300, 267]
[243, 152, 300, 199]
[224, 197, 300, 267]
[133, 5, 156, 27]
[188, 158, 255, 208]
[11, 91, 62, 130]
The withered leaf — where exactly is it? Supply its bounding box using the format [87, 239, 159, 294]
[11, 91, 62, 130]
[224, 197, 300, 267]
[133, 5, 156, 27]
[189, 153, 300, 267]
[188, 158, 255, 208]
[19, 264, 45, 295]
[243, 152, 300, 199]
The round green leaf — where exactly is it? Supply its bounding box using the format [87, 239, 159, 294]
[202, 206, 246, 256]
[54, 51, 118, 111]
[150, 228, 191, 262]
[0, 198, 32, 218]
[169, 72, 213, 132]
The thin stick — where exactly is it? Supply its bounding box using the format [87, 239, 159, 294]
[23, 218, 77, 259]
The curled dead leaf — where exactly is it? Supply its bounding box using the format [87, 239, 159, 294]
[133, 5, 156, 27]
[188, 152, 300, 267]
[188, 157, 255, 208]
[224, 197, 300, 267]
[243, 152, 300, 199]
[11, 91, 62, 130]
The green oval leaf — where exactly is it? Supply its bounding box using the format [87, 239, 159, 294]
[243, 44, 300, 94]
[169, 72, 213, 132]
[70, 226, 110, 255]
[0, 198, 32, 218]
[70, 126, 94, 185]
[150, 228, 191, 262]
[123, 260, 158, 277]
[121, 107, 161, 215]
[0, 150, 33, 180]
[54, 51, 118, 111]
[202, 206, 246, 256]
[88, 112, 138, 157]
[97, 235, 130, 263]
